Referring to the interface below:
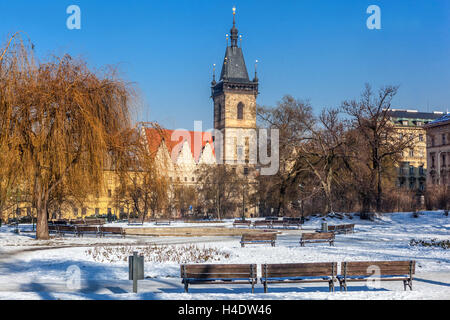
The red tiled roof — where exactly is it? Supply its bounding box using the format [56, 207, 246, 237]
[145, 128, 215, 162]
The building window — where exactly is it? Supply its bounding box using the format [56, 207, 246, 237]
[73, 208, 79, 216]
[442, 154, 447, 167]
[108, 189, 112, 197]
[431, 155, 435, 168]
[191, 177, 195, 182]
[237, 102, 244, 120]
[402, 120, 409, 126]
[418, 134, 424, 142]
[409, 166, 414, 176]
[95, 208, 100, 216]
[244, 167, 249, 175]
[409, 149, 414, 158]
[82, 208, 87, 216]
[443, 134, 447, 145]
[430, 136, 435, 147]
[419, 165, 424, 176]
[184, 177, 188, 182]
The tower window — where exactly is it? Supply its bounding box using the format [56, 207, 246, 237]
[237, 102, 244, 120]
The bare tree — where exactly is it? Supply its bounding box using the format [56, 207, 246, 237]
[298, 108, 348, 214]
[341, 84, 414, 212]
[257, 95, 314, 216]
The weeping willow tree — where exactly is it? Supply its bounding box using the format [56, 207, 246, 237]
[0, 34, 134, 239]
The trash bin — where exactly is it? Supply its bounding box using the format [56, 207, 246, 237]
[129, 252, 144, 281]
[321, 222, 328, 233]
[129, 252, 144, 293]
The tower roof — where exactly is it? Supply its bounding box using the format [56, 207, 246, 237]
[220, 46, 250, 82]
[219, 7, 250, 83]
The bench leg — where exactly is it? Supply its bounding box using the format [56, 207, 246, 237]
[263, 282, 267, 293]
[241, 243, 245, 248]
[329, 280, 334, 292]
[404, 279, 413, 291]
[184, 282, 189, 293]
[251, 281, 255, 294]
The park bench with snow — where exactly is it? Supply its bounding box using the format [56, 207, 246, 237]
[180, 263, 258, 293]
[99, 226, 126, 238]
[240, 233, 277, 247]
[261, 262, 338, 293]
[233, 220, 252, 227]
[300, 232, 335, 246]
[327, 224, 355, 234]
[76, 226, 100, 238]
[338, 260, 416, 292]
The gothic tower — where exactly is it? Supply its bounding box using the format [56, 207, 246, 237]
[211, 8, 259, 166]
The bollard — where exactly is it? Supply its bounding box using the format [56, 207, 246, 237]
[129, 251, 144, 293]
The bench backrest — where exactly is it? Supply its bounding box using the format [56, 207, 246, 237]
[254, 221, 271, 226]
[101, 227, 123, 234]
[241, 233, 277, 241]
[301, 232, 334, 240]
[262, 262, 337, 278]
[58, 225, 76, 232]
[181, 264, 257, 280]
[70, 220, 86, 225]
[342, 261, 415, 277]
[85, 219, 105, 225]
[233, 220, 251, 225]
[77, 226, 99, 232]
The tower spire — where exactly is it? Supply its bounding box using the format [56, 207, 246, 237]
[230, 7, 238, 47]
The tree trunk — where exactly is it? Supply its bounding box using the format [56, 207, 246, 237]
[35, 188, 50, 240]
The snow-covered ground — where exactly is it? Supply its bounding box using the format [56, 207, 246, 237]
[0, 211, 449, 300]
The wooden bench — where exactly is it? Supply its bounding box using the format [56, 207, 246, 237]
[241, 233, 277, 247]
[84, 219, 106, 225]
[70, 220, 87, 225]
[283, 218, 303, 228]
[155, 219, 172, 226]
[233, 220, 252, 227]
[180, 264, 257, 293]
[328, 224, 355, 234]
[50, 225, 77, 237]
[270, 220, 286, 229]
[76, 226, 100, 238]
[128, 218, 144, 226]
[300, 232, 335, 246]
[338, 260, 415, 291]
[99, 226, 126, 238]
[253, 220, 273, 228]
[261, 262, 338, 293]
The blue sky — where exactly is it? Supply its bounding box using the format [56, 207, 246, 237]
[1, 0, 449, 130]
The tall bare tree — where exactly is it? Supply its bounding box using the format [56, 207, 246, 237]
[257, 95, 314, 216]
[341, 84, 414, 212]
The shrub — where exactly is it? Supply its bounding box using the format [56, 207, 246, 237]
[85, 244, 231, 264]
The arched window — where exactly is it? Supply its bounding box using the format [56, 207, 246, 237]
[237, 102, 244, 120]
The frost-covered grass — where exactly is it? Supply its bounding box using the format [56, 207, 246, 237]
[85, 244, 231, 264]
